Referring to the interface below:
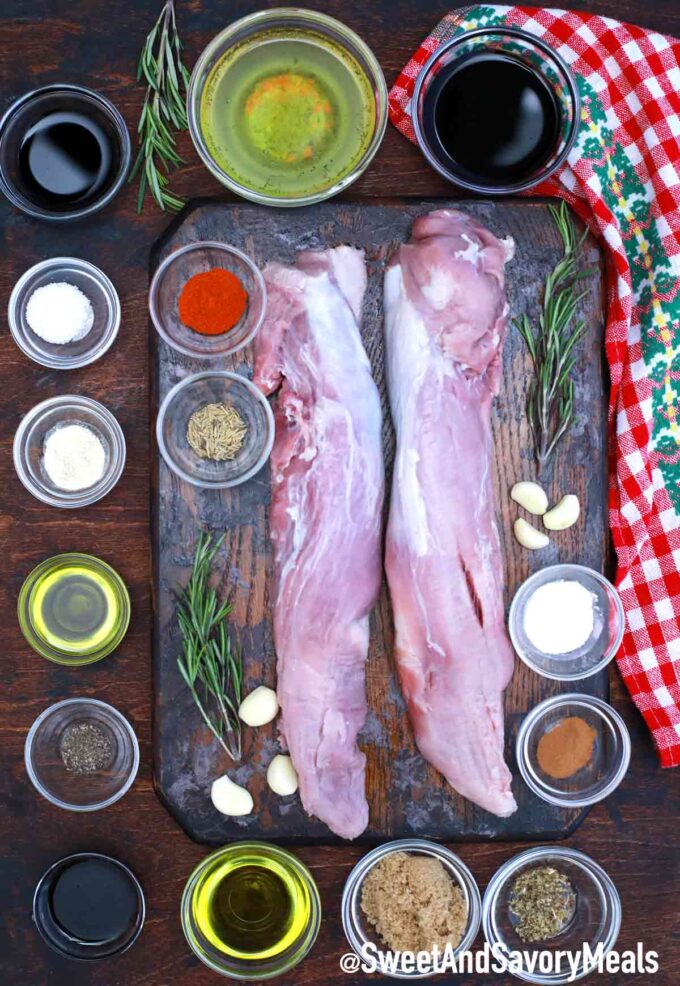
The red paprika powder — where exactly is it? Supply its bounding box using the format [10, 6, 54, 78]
[178, 267, 248, 336]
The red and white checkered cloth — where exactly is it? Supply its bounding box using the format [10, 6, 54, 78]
[390, 6, 680, 766]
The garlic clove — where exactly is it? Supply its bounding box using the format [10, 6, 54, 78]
[514, 517, 550, 550]
[211, 774, 253, 817]
[510, 481, 549, 516]
[543, 494, 580, 531]
[266, 755, 299, 797]
[238, 685, 279, 727]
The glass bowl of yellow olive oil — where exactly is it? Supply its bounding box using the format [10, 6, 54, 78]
[18, 553, 130, 666]
[188, 8, 387, 206]
[181, 842, 321, 979]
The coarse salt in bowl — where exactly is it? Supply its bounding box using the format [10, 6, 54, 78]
[508, 564, 625, 681]
[8, 257, 121, 369]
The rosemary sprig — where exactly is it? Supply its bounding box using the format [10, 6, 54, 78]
[515, 201, 589, 471]
[129, 0, 191, 213]
[176, 532, 243, 761]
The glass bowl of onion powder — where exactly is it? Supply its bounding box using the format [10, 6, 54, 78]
[508, 564, 625, 681]
[8, 257, 121, 369]
[13, 394, 126, 508]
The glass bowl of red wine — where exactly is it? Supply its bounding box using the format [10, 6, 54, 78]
[0, 84, 130, 221]
[412, 27, 580, 195]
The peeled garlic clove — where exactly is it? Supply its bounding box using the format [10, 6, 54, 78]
[514, 517, 550, 550]
[238, 685, 279, 727]
[266, 755, 299, 797]
[510, 481, 549, 516]
[543, 494, 580, 531]
[211, 774, 253, 817]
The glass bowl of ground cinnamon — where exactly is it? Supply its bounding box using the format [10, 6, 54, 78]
[516, 693, 631, 808]
[341, 839, 481, 979]
[150, 241, 266, 359]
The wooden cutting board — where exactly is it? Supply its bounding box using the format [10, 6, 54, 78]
[151, 199, 608, 845]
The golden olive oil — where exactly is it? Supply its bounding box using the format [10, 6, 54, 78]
[28, 562, 120, 654]
[193, 853, 313, 960]
[200, 28, 375, 199]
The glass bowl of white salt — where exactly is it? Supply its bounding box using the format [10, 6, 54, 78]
[508, 564, 625, 681]
[8, 257, 120, 369]
[13, 395, 126, 508]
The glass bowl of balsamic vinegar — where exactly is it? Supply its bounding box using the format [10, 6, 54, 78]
[0, 84, 130, 220]
[412, 27, 580, 195]
[33, 852, 145, 960]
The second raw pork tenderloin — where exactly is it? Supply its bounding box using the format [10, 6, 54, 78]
[383, 209, 518, 818]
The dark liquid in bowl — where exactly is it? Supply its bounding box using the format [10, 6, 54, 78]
[423, 52, 561, 187]
[19, 111, 112, 205]
[34, 855, 144, 959]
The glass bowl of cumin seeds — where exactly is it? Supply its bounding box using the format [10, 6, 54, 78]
[25, 698, 139, 812]
[156, 370, 275, 489]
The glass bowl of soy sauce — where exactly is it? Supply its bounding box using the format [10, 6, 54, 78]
[412, 27, 580, 195]
[0, 84, 130, 220]
[33, 852, 145, 960]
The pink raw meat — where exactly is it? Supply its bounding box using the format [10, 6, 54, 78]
[383, 209, 518, 818]
[254, 246, 384, 839]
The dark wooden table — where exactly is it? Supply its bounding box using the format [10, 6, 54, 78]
[1, 2, 678, 984]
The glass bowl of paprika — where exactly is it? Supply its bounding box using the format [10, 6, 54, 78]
[149, 241, 267, 359]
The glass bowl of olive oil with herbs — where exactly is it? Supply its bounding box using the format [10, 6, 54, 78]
[18, 553, 130, 666]
[181, 842, 321, 979]
[188, 9, 387, 206]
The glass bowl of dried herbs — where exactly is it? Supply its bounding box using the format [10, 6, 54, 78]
[482, 846, 621, 984]
[156, 370, 275, 489]
[25, 698, 139, 812]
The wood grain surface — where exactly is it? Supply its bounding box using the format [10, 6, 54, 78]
[153, 199, 607, 845]
[0, 2, 678, 985]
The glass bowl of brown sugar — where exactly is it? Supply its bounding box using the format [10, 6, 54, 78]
[516, 693, 631, 808]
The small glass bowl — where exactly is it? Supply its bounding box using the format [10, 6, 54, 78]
[187, 8, 388, 207]
[150, 242, 266, 359]
[156, 371, 275, 489]
[508, 564, 625, 681]
[482, 846, 621, 984]
[181, 842, 321, 980]
[0, 84, 131, 221]
[33, 852, 145, 959]
[516, 694, 631, 808]
[342, 839, 482, 980]
[25, 698, 139, 811]
[9, 257, 121, 369]
[412, 26, 580, 194]
[13, 394, 126, 508]
[18, 552, 131, 666]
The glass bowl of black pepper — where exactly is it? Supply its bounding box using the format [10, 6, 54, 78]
[24, 698, 139, 812]
[482, 847, 621, 984]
